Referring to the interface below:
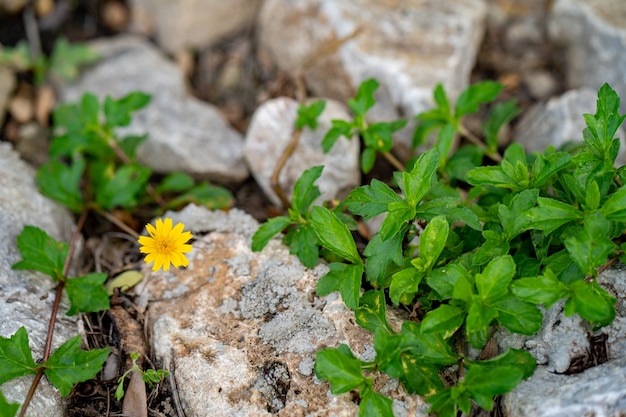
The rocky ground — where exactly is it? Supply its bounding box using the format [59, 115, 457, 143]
[1, 0, 626, 416]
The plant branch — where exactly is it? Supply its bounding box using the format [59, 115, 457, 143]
[457, 124, 503, 163]
[96, 208, 140, 239]
[382, 151, 405, 172]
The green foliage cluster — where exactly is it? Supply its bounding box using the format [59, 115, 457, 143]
[0, 37, 99, 84]
[253, 80, 625, 416]
[115, 352, 169, 401]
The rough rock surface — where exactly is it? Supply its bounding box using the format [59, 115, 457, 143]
[549, 0, 626, 109]
[513, 88, 626, 163]
[244, 97, 360, 207]
[258, 0, 487, 149]
[501, 265, 626, 416]
[135, 204, 428, 417]
[0, 143, 79, 417]
[129, 0, 262, 53]
[59, 35, 248, 184]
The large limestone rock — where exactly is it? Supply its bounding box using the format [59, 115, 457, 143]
[244, 97, 360, 207]
[129, 0, 263, 53]
[0, 143, 79, 417]
[258, 0, 487, 149]
[135, 204, 428, 417]
[549, 0, 626, 109]
[59, 35, 248, 184]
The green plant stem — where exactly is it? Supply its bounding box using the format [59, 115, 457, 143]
[458, 124, 503, 163]
[18, 209, 90, 417]
[382, 151, 405, 172]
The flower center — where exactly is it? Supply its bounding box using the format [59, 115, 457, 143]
[156, 239, 174, 253]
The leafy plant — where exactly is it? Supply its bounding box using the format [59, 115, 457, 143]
[115, 352, 169, 401]
[253, 80, 625, 416]
[0, 37, 99, 84]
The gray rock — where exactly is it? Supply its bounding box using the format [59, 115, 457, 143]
[129, 0, 263, 53]
[523, 69, 560, 100]
[549, 0, 626, 110]
[0, 66, 16, 127]
[258, 0, 487, 149]
[514, 88, 626, 163]
[59, 35, 248, 184]
[501, 265, 626, 416]
[504, 357, 626, 417]
[135, 205, 428, 416]
[244, 97, 360, 207]
[0, 143, 79, 417]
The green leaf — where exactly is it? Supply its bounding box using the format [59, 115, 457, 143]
[582, 83, 626, 162]
[94, 164, 151, 209]
[36, 158, 86, 213]
[118, 134, 148, 160]
[287, 223, 319, 268]
[311, 206, 361, 264]
[455, 81, 503, 118]
[379, 200, 416, 240]
[564, 212, 617, 277]
[475, 255, 515, 302]
[251, 216, 292, 252]
[166, 182, 233, 210]
[482, 98, 521, 150]
[0, 327, 38, 385]
[524, 197, 583, 235]
[421, 304, 466, 338]
[44, 336, 110, 397]
[104, 92, 151, 128]
[433, 83, 451, 116]
[359, 385, 394, 417]
[105, 270, 144, 296]
[291, 165, 323, 214]
[49, 37, 99, 81]
[363, 228, 405, 286]
[389, 267, 424, 305]
[322, 120, 353, 153]
[415, 215, 449, 272]
[361, 147, 377, 174]
[530, 151, 571, 188]
[348, 78, 379, 116]
[498, 189, 538, 240]
[601, 186, 626, 222]
[402, 322, 458, 365]
[12, 226, 68, 281]
[401, 148, 439, 207]
[415, 198, 482, 231]
[435, 123, 456, 168]
[155, 172, 195, 193]
[511, 269, 570, 308]
[467, 348, 536, 379]
[493, 295, 543, 335]
[65, 273, 110, 316]
[427, 388, 458, 417]
[412, 118, 446, 148]
[426, 263, 471, 300]
[466, 302, 498, 345]
[446, 145, 484, 182]
[296, 100, 326, 130]
[317, 263, 363, 310]
[473, 230, 509, 266]
[464, 365, 524, 410]
[314, 345, 365, 394]
[346, 179, 401, 220]
[0, 390, 20, 417]
[355, 291, 391, 333]
[565, 280, 616, 327]
[399, 356, 445, 397]
[465, 166, 517, 190]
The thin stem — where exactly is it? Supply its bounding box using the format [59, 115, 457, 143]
[457, 124, 503, 163]
[96, 209, 140, 239]
[271, 128, 303, 210]
[382, 151, 405, 172]
[18, 208, 90, 417]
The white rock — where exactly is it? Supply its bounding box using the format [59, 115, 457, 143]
[549, 0, 626, 110]
[244, 97, 360, 207]
[513, 88, 626, 163]
[0, 143, 79, 417]
[258, 0, 487, 149]
[59, 35, 248, 184]
[129, 0, 263, 53]
[135, 205, 428, 417]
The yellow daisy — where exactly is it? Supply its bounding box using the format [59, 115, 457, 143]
[138, 218, 193, 272]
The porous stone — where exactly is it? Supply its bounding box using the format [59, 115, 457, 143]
[129, 0, 262, 53]
[135, 205, 428, 417]
[244, 97, 360, 207]
[549, 0, 626, 109]
[513, 87, 626, 163]
[0, 143, 79, 417]
[258, 0, 487, 150]
[59, 35, 248, 184]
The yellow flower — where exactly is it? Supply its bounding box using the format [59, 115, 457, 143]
[138, 218, 193, 272]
